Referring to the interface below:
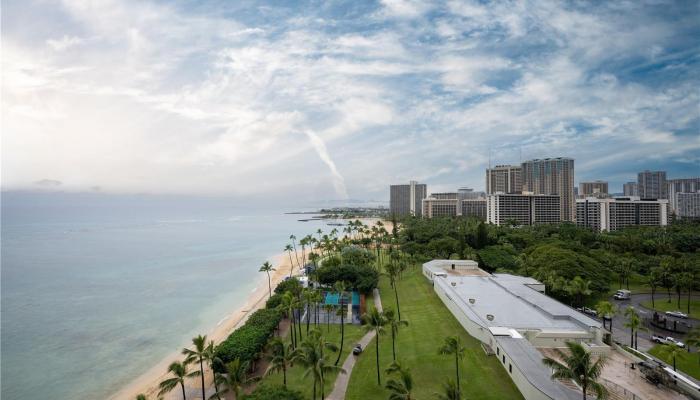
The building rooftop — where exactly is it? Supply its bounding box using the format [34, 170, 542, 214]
[435, 273, 601, 331]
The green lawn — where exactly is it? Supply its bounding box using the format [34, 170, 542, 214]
[640, 298, 700, 319]
[345, 266, 524, 400]
[258, 322, 366, 398]
[649, 345, 700, 380]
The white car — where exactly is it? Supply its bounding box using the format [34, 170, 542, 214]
[651, 335, 685, 348]
[576, 307, 598, 316]
[665, 310, 689, 319]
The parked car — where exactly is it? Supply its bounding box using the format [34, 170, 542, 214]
[651, 335, 685, 348]
[665, 310, 688, 319]
[613, 290, 631, 300]
[576, 307, 598, 316]
[352, 344, 363, 355]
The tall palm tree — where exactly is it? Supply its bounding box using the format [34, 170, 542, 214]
[204, 340, 223, 400]
[384, 360, 413, 400]
[334, 281, 347, 366]
[623, 306, 641, 349]
[323, 303, 334, 332]
[384, 262, 402, 320]
[182, 335, 208, 400]
[211, 358, 251, 400]
[303, 288, 315, 334]
[265, 337, 293, 387]
[291, 328, 345, 400]
[259, 261, 276, 298]
[362, 306, 387, 385]
[657, 342, 685, 371]
[542, 341, 607, 400]
[438, 336, 465, 398]
[290, 234, 301, 270]
[434, 378, 460, 400]
[384, 309, 408, 361]
[646, 267, 662, 308]
[285, 244, 295, 277]
[595, 301, 616, 334]
[158, 360, 197, 400]
[279, 291, 298, 348]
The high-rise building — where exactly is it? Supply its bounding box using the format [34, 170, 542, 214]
[390, 181, 427, 217]
[458, 187, 485, 200]
[637, 170, 667, 199]
[578, 181, 608, 198]
[422, 195, 487, 220]
[667, 178, 700, 213]
[677, 192, 700, 219]
[623, 182, 638, 197]
[485, 165, 522, 194]
[486, 193, 560, 226]
[461, 199, 487, 220]
[521, 158, 575, 221]
[576, 197, 668, 231]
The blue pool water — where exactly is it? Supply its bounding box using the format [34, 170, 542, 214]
[324, 291, 360, 305]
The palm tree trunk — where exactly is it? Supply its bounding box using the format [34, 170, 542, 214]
[582, 381, 587, 400]
[267, 272, 272, 298]
[630, 327, 634, 347]
[283, 364, 287, 387]
[335, 309, 344, 365]
[180, 381, 187, 400]
[455, 354, 460, 398]
[313, 379, 317, 400]
[306, 304, 311, 334]
[287, 252, 294, 278]
[297, 309, 303, 342]
[610, 317, 613, 334]
[199, 358, 206, 400]
[392, 329, 396, 361]
[376, 331, 381, 385]
[394, 284, 401, 321]
[635, 330, 638, 350]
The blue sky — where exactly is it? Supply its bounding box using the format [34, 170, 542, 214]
[2, 0, 699, 202]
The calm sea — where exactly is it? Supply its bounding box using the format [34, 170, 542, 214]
[1, 192, 332, 400]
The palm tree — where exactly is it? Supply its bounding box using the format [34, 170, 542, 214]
[595, 301, 616, 334]
[567, 276, 592, 307]
[542, 341, 607, 400]
[646, 267, 662, 308]
[623, 306, 641, 349]
[204, 340, 223, 400]
[334, 281, 347, 366]
[290, 234, 301, 270]
[434, 378, 460, 400]
[211, 358, 251, 400]
[291, 328, 345, 400]
[136, 395, 147, 400]
[303, 288, 315, 334]
[438, 336, 465, 398]
[385, 309, 408, 361]
[158, 360, 197, 400]
[384, 360, 413, 400]
[182, 335, 208, 400]
[285, 244, 295, 277]
[265, 337, 293, 387]
[685, 326, 700, 358]
[362, 306, 387, 385]
[279, 291, 298, 348]
[259, 261, 276, 298]
[656, 342, 684, 371]
[384, 262, 402, 320]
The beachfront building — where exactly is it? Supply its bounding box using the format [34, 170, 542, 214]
[390, 181, 427, 217]
[423, 260, 608, 400]
[578, 181, 608, 198]
[521, 158, 575, 222]
[486, 193, 560, 226]
[576, 197, 669, 232]
[486, 165, 522, 194]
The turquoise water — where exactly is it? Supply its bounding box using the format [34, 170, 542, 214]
[1, 192, 331, 400]
[323, 291, 360, 305]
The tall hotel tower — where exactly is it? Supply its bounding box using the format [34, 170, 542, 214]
[521, 158, 575, 222]
[390, 181, 427, 217]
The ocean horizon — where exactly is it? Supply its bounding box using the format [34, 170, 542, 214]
[1, 192, 333, 400]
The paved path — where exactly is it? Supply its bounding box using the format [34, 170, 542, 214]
[327, 288, 383, 400]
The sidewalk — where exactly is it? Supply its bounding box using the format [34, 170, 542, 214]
[327, 288, 383, 400]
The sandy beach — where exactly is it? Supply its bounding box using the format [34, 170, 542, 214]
[113, 217, 391, 400]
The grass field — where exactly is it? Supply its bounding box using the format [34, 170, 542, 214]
[345, 266, 524, 400]
[640, 298, 700, 319]
[649, 344, 700, 380]
[258, 321, 366, 398]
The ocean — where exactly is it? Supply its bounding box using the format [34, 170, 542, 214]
[0, 192, 334, 400]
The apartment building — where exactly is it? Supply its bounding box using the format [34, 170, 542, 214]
[521, 158, 575, 221]
[667, 178, 700, 214]
[486, 193, 561, 226]
[486, 165, 522, 194]
[677, 192, 700, 219]
[578, 181, 608, 197]
[576, 197, 668, 231]
[637, 170, 667, 199]
[623, 182, 638, 197]
[390, 181, 427, 217]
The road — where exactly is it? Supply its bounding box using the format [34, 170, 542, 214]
[607, 293, 699, 351]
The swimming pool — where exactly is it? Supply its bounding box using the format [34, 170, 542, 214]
[324, 291, 360, 306]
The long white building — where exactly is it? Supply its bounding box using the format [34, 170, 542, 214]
[486, 193, 560, 226]
[423, 260, 608, 400]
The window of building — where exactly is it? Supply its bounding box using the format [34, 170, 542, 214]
[502, 355, 505, 364]
[497, 347, 499, 355]
[509, 364, 512, 373]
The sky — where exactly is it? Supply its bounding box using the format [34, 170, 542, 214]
[2, 0, 699, 203]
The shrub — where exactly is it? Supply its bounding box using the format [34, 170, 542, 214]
[315, 263, 379, 294]
[274, 277, 301, 295]
[241, 384, 305, 400]
[340, 246, 375, 267]
[214, 308, 282, 371]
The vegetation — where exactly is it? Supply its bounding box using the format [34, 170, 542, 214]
[640, 298, 700, 319]
[650, 344, 700, 380]
[290, 328, 345, 400]
[158, 361, 197, 400]
[541, 341, 607, 400]
[259, 261, 276, 298]
[438, 336, 466, 398]
[384, 360, 413, 400]
[214, 308, 283, 370]
[240, 384, 306, 400]
[363, 306, 388, 385]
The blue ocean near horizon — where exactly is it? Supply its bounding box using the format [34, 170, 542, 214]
[1, 192, 334, 400]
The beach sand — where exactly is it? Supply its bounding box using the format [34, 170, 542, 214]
[113, 217, 392, 400]
[112, 253, 294, 400]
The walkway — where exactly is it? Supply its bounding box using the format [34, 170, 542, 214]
[327, 288, 383, 400]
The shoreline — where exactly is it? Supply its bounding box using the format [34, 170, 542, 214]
[112, 252, 295, 400]
[112, 217, 390, 400]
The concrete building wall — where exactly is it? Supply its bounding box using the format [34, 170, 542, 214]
[486, 165, 522, 194]
[390, 181, 427, 217]
[623, 182, 638, 197]
[637, 170, 667, 199]
[677, 192, 700, 219]
[576, 197, 668, 231]
[579, 181, 608, 197]
[521, 158, 575, 222]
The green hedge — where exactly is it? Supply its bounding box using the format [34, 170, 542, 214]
[241, 384, 305, 400]
[214, 308, 282, 371]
